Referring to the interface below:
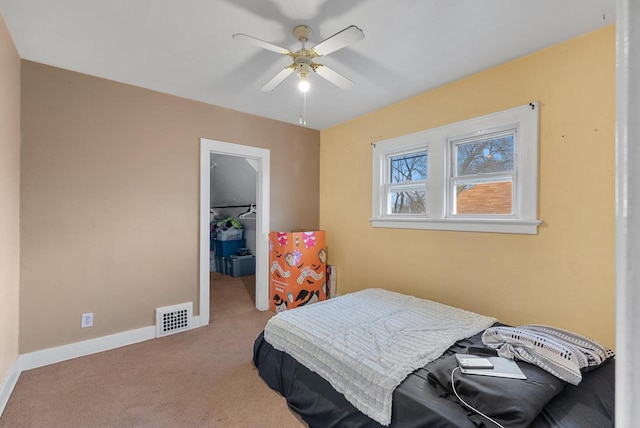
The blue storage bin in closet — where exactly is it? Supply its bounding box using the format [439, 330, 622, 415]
[213, 239, 246, 257]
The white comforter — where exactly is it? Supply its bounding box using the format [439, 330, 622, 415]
[264, 288, 497, 426]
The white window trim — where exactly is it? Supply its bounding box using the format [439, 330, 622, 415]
[371, 103, 541, 234]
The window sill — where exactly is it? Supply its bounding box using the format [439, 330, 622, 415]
[369, 217, 541, 235]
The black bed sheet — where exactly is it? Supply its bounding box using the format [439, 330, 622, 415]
[253, 329, 614, 428]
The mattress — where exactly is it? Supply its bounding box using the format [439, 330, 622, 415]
[263, 288, 497, 425]
[253, 327, 614, 427]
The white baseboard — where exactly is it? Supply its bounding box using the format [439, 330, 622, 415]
[0, 358, 21, 417]
[19, 325, 157, 371]
[20, 315, 201, 371]
[1, 315, 202, 418]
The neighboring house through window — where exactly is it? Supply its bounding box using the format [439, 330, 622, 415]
[371, 103, 541, 234]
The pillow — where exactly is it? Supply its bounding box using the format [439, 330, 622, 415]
[520, 324, 615, 372]
[427, 354, 565, 428]
[481, 325, 614, 385]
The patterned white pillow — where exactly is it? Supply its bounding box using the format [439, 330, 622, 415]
[521, 324, 614, 372]
[481, 325, 614, 385]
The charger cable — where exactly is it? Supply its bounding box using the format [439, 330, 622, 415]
[450, 366, 505, 428]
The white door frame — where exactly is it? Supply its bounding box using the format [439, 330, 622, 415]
[616, 0, 639, 423]
[199, 138, 270, 324]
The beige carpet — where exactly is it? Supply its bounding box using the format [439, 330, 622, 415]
[0, 274, 306, 427]
[210, 272, 256, 321]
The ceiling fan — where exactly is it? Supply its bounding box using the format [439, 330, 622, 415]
[233, 25, 365, 92]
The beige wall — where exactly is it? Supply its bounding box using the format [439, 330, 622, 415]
[320, 26, 615, 347]
[0, 13, 21, 385]
[20, 61, 320, 353]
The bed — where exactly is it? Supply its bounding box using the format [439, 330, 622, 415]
[253, 289, 614, 428]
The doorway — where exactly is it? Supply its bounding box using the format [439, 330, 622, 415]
[199, 139, 270, 325]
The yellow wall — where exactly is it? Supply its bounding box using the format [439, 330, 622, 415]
[20, 61, 320, 353]
[0, 12, 21, 388]
[320, 26, 615, 347]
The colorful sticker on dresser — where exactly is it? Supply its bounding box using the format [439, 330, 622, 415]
[296, 266, 325, 284]
[270, 261, 291, 278]
[302, 231, 316, 248]
[295, 289, 320, 306]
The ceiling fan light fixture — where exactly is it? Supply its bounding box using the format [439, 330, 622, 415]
[298, 76, 310, 92]
[297, 62, 311, 92]
[234, 24, 364, 123]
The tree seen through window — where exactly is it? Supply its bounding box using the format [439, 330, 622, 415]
[389, 151, 427, 213]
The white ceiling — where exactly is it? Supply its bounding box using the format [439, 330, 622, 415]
[0, 0, 615, 130]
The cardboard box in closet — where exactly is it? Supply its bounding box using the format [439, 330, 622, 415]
[269, 231, 327, 312]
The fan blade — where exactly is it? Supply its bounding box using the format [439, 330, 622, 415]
[313, 64, 355, 90]
[311, 25, 364, 56]
[232, 33, 292, 55]
[261, 65, 295, 92]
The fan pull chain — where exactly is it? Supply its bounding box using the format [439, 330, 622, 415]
[299, 91, 307, 126]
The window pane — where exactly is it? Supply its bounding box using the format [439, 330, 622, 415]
[456, 135, 514, 176]
[390, 151, 427, 183]
[455, 182, 512, 215]
[390, 191, 426, 214]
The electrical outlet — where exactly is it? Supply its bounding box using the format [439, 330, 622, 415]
[81, 313, 93, 328]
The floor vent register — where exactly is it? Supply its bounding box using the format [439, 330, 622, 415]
[156, 302, 193, 337]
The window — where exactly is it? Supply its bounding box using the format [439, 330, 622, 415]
[450, 131, 515, 216]
[387, 150, 428, 214]
[371, 103, 541, 234]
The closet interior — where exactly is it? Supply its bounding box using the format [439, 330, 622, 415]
[209, 153, 258, 318]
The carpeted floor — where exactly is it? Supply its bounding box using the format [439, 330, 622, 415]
[210, 272, 256, 321]
[0, 273, 306, 427]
